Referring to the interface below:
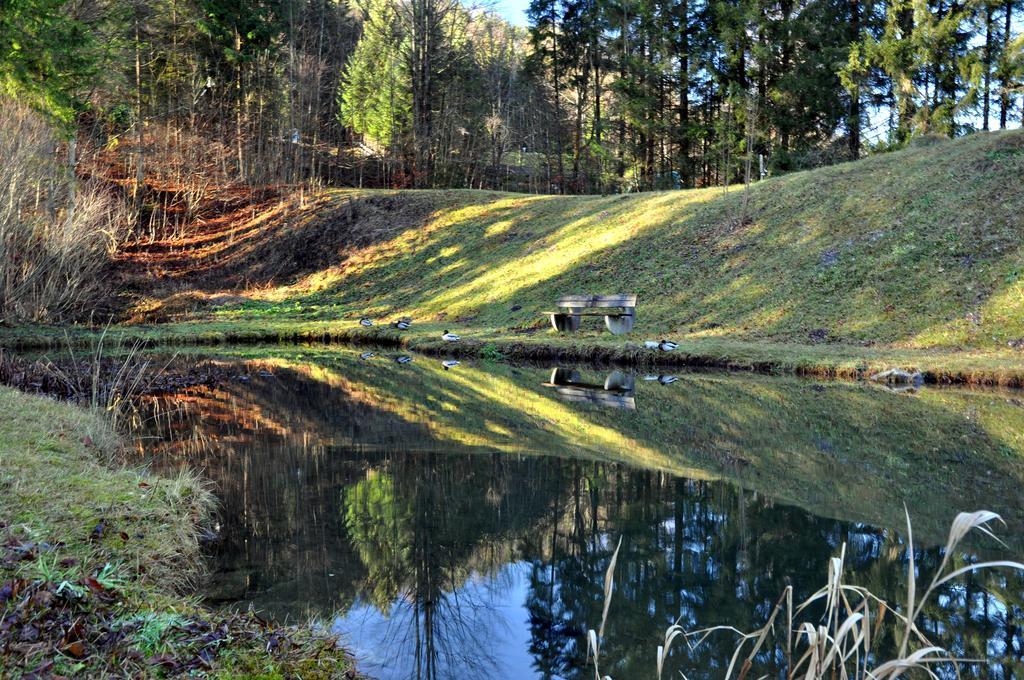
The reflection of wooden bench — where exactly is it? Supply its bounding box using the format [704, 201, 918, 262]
[543, 294, 637, 335]
[541, 368, 637, 410]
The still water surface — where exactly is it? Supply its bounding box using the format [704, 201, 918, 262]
[135, 347, 1024, 679]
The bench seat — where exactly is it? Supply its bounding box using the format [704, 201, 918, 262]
[543, 294, 637, 335]
[542, 310, 634, 317]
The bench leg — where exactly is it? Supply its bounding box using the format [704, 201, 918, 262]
[549, 367, 582, 385]
[603, 370, 636, 392]
[604, 313, 635, 335]
[551, 312, 581, 333]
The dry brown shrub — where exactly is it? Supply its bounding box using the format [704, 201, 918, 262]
[0, 98, 127, 323]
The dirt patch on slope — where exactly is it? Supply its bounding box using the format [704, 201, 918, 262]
[112, 189, 439, 323]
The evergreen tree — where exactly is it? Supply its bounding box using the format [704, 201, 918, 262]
[0, 0, 101, 125]
[339, 0, 411, 151]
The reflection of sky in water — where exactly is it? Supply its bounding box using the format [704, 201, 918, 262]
[333, 562, 539, 680]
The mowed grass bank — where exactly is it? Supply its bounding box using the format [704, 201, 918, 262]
[3, 130, 1023, 381]
[0, 387, 353, 678]
[212, 130, 1024, 346]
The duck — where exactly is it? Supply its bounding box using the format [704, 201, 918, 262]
[359, 352, 376, 360]
[359, 318, 374, 327]
[442, 360, 460, 370]
[393, 318, 412, 331]
[441, 330, 460, 342]
[658, 375, 679, 385]
[395, 355, 413, 364]
[659, 340, 678, 352]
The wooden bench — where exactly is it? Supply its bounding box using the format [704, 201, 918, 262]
[543, 294, 637, 335]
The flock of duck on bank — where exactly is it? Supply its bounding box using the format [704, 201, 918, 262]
[354, 315, 683, 377]
[358, 317, 681, 350]
[357, 317, 462, 369]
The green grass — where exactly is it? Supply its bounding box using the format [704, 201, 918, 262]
[3, 130, 1023, 381]
[0, 386, 207, 587]
[0, 387, 353, 678]
[205, 130, 1024, 345]
[5, 319, 1023, 385]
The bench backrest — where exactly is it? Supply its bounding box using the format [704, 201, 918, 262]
[556, 294, 637, 309]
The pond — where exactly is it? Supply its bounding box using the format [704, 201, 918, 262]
[132, 346, 1024, 679]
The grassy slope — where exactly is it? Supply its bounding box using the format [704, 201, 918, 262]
[0, 387, 207, 583]
[2, 131, 1022, 380]
[221, 131, 1024, 343]
[0, 388, 353, 678]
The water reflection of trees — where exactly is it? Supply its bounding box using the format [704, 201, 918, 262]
[135, 358, 1024, 679]
[521, 468, 1024, 679]
[343, 452, 561, 679]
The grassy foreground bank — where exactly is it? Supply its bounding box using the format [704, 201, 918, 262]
[0, 387, 353, 678]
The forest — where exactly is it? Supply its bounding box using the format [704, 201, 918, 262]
[2, 0, 1022, 199]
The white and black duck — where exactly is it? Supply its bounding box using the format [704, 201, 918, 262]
[644, 339, 678, 352]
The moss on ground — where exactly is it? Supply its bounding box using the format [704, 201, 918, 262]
[0, 387, 354, 678]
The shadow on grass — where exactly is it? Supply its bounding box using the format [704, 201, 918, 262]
[219, 131, 1024, 349]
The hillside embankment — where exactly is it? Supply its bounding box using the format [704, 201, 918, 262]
[3, 130, 1023, 383]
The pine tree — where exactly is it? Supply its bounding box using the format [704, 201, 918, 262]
[0, 0, 101, 125]
[339, 0, 412, 151]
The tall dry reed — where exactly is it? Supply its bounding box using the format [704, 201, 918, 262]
[38, 328, 165, 430]
[589, 509, 1023, 679]
[0, 97, 127, 323]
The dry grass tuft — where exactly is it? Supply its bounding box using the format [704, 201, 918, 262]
[38, 327, 166, 429]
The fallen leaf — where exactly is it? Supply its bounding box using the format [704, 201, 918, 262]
[61, 640, 87, 658]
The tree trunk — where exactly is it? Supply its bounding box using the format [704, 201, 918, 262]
[999, 0, 1013, 128]
[848, 0, 861, 157]
[134, 16, 145, 219]
[678, 0, 691, 186]
[616, 10, 628, 180]
[552, 28, 565, 192]
[410, 0, 437, 187]
[983, 1, 993, 130]
[235, 28, 245, 181]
